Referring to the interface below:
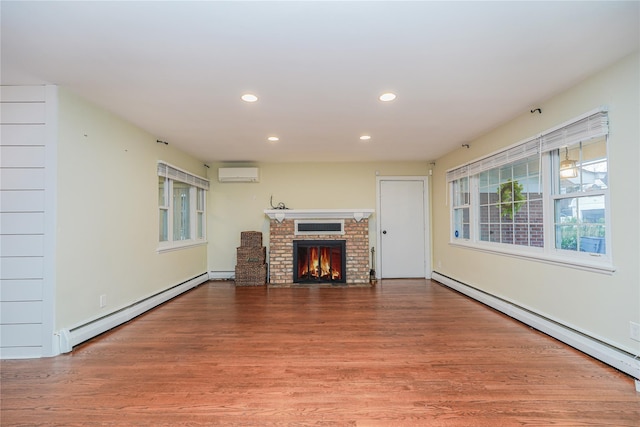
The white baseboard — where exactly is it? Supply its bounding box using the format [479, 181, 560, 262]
[57, 273, 209, 353]
[431, 272, 640, 382]
[209, 271, 234, 280]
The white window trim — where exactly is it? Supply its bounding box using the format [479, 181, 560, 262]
[447, 109, 615, 275]
[450, 240, 615, 275]
[157, 161, 209, 253]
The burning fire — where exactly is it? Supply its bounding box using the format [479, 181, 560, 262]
[298, 246, 342, 281]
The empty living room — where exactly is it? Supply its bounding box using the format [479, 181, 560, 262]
[1, 1, 639, 425]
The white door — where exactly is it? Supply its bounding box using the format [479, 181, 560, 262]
[377, 177, 429, 278]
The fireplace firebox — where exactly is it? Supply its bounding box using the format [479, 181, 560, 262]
[293, 240, 346, 284]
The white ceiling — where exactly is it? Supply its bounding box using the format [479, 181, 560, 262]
[2, 1, 638, 163]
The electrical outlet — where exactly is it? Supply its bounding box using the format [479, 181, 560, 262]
[99, 294, 107, 308]
[629, 321, 640, 342]
[437, 260, 442, 269]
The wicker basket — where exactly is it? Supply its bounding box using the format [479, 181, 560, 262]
[235, 263, 267, 286]
[240, 231, 262, 247]
[236, 246, 266, 264]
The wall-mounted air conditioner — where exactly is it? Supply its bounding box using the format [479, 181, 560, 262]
[218, 167, 260, 183]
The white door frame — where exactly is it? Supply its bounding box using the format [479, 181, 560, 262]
[375, 176, 431, 279]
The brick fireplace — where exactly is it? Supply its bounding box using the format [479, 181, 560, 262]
[265, 209, 374, 286]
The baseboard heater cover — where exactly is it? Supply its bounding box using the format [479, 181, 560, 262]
[209, 271, 235, 280]
[58, 273, 209, 353]
[431, 272, 640, 382]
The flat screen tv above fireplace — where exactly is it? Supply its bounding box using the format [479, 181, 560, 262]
[293, 240, 346, 284]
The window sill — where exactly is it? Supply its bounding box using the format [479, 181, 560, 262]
[449, 240, 616, 275]
[157, 240, 208, 254]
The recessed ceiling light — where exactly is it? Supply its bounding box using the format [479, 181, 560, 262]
[267, 136, 279, 142]
[359, 135, 371, 141]
[379, 92, 397, 102]
[241, 93, 258, 103]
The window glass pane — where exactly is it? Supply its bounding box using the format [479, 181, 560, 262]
[453, 208, 469, 239]
[554, 195, 606, 253]
[581, 137, 608, 191]
[479, 190, 489, 205]
[489, 204, 499, 225]
[159, 208, 168, 242]
[173, 181, 191, 241]
[197, 188, 205, 211]
[453, 177, 469, 207]
[476, 153, 540, 248]
[512, 161, 529, 184]
[158, 177, 166, 206]
[555, 223, 578, 251]
[489, 223, 500, 243]
[513, 201, 528, 222]
[487, 168, 500, 187]
[480, 222, 489, 241]
[530, 199, 543, 223]
[499, 165, 513, 183]
[558, 137, 607, 195]
[479, 170, 489, 188]
[197, 212, 204, 239]
[500, 223, 513, 244]
[530, 224, 544, 248]
[514, 223, 529, 246]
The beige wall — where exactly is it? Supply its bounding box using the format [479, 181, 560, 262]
[431, 52, 640, 354]
[206, 161, 429, 272]
[56, 88, 208, 330]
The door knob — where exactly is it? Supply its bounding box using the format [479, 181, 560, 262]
[382, 230, 387, 234]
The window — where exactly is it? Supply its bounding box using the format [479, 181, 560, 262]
[157, 162, 209, 251]
[478, 155, 543, 247]
[447, 109, 612, 272]
[553, 137, 607, 254]
[452, 175, 470, 240]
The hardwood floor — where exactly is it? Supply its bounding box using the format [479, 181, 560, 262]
[2, 279, 638, 426]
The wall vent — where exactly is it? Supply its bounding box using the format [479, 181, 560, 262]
[295, 220, 344, 235]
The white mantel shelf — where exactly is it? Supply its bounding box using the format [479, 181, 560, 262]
[264, 209, 374, 223]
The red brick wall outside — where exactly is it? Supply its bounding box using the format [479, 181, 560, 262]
[479, 192, 544, 247]
[268, 218, 370, 285]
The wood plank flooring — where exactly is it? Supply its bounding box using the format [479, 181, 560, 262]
[1, 279, 638, 426]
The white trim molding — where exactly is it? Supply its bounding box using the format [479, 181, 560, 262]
[264, 209, 374, 223]
[56, 273, 209, 354]
[432, 272, 640, 382]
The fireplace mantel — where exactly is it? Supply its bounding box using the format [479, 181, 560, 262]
[264, 209, 374, 223]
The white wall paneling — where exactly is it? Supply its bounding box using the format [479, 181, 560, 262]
[0, 301, 43, 323]
[0, 324, 43, 347]
[0, 85, 46, 102]
[0, 280, 43, 301]
[0, 85, 56, 359]
[0, 103, 46, 124]
[0, 169, 45, 190]
[0, 146, 46, 168]
[0, 235, 44, 257]
[0, 257, 44, 280]
[0, 190, 45, 212]
[0, 212, 45, 234]
[1, 124, 47, 146]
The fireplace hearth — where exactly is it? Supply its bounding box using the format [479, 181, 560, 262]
[265, 209, 374, 286]
[294, 240, 345, 284]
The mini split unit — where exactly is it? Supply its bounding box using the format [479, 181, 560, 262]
[217, 167, 260, 183]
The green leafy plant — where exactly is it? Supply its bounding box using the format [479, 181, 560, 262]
[498, 179, 525, 219]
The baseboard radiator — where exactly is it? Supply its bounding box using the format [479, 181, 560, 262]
[431, 272, 640, 382]
[209, 270, 235, 280]
[58, 273, 209, 353]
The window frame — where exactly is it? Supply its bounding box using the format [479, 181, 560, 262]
[447, 109, 614, 274]
[550, 137, 609, 257]
[157, 161, 209, 253]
